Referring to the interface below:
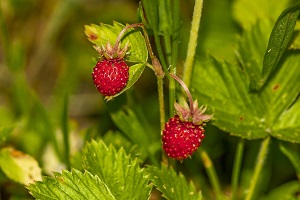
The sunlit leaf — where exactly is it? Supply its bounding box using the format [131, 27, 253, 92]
[28, 169, 115, 200]
[82, 140, 152, 200]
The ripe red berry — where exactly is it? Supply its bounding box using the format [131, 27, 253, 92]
[92, 59, 129, 96]
[162, 115, 205, 160]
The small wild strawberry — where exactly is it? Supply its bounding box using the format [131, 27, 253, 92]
[163, 114, 205, 160]
[92, 59, 129, 96]
[92, 37, 130, 97]
[162, 74, 213, 161]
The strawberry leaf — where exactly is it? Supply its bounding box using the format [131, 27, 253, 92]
[146, 164, 202, 200]
[28, 169, 116, 200]
[191, 7, 300, 142]
[82, 140, 152, 200]
[85, 21, 148, 63]
[0, 147, 42, 185]
[191, 52, 300, 142]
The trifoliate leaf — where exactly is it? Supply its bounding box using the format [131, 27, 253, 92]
[0, 147, 42, 185]
[85, 21, 148, 100]
[28, 169, 115, 200]
[191, 52, 300, 142]
[192, 56, 268, 139]
[146, 165, 202, 200]
[82, 140, 152, 200]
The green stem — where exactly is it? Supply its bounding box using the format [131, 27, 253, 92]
[157, 76, 165, 131]
[169, 0, 180, 117]
[183, 0, 204, 88]
[154, 34, 170, 80]
[200, 149, 222, 199]
[231, 139, 245, 200]
[245, 137, 271, 200]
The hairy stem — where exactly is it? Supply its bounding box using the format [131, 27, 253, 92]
[183, 0, 204, 88]
[245, 137, 271, 200]
[231, 139, 245, 200]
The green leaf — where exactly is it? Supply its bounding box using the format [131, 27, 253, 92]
[253, 2, 300, 90]
[279, 143, 300, 179]
[141, 0, 159, 32]
[82, 140, 152, 200]
[0, 126, 13, 146]
[237, 20, 273, 91]
[84, 21, 148, 100]
[102, 130, 146, 161]
[147, 165, 202, 200]
[158, 0, 172, 35]
[85, 21, 148, 63]
[191, 52, 300, 142]
[192, 56, 268, 140]
[28, 169, 116, 200]
[232, 0, 289, 30]
[110, 107, 152, 148]
[0, 147, 42, 185]
[261, 181, 300, 200]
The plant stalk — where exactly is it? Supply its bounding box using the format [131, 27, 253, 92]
[183, 0, 204, 88]
[245, 136, 271, 200]
[231, 139, 245, 200]
[157, 76, 165, 131]
[200, 149, 222, 199]
[169, 0, 180, 117]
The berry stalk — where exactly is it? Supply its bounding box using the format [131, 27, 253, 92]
[170, 73, 194, 116]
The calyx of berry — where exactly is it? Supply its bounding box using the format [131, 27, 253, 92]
[94, 42, 129, 60]
[174, 100, 213, 125]
[171, 74, 213, 125]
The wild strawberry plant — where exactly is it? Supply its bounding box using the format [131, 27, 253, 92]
[0, 0, 300, 200]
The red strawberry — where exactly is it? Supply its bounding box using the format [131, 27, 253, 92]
[162, 115, 205, 160]
[92, 42, 130, 97]
[92, 59, 129, 96]
[163, 74, 213, 161]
